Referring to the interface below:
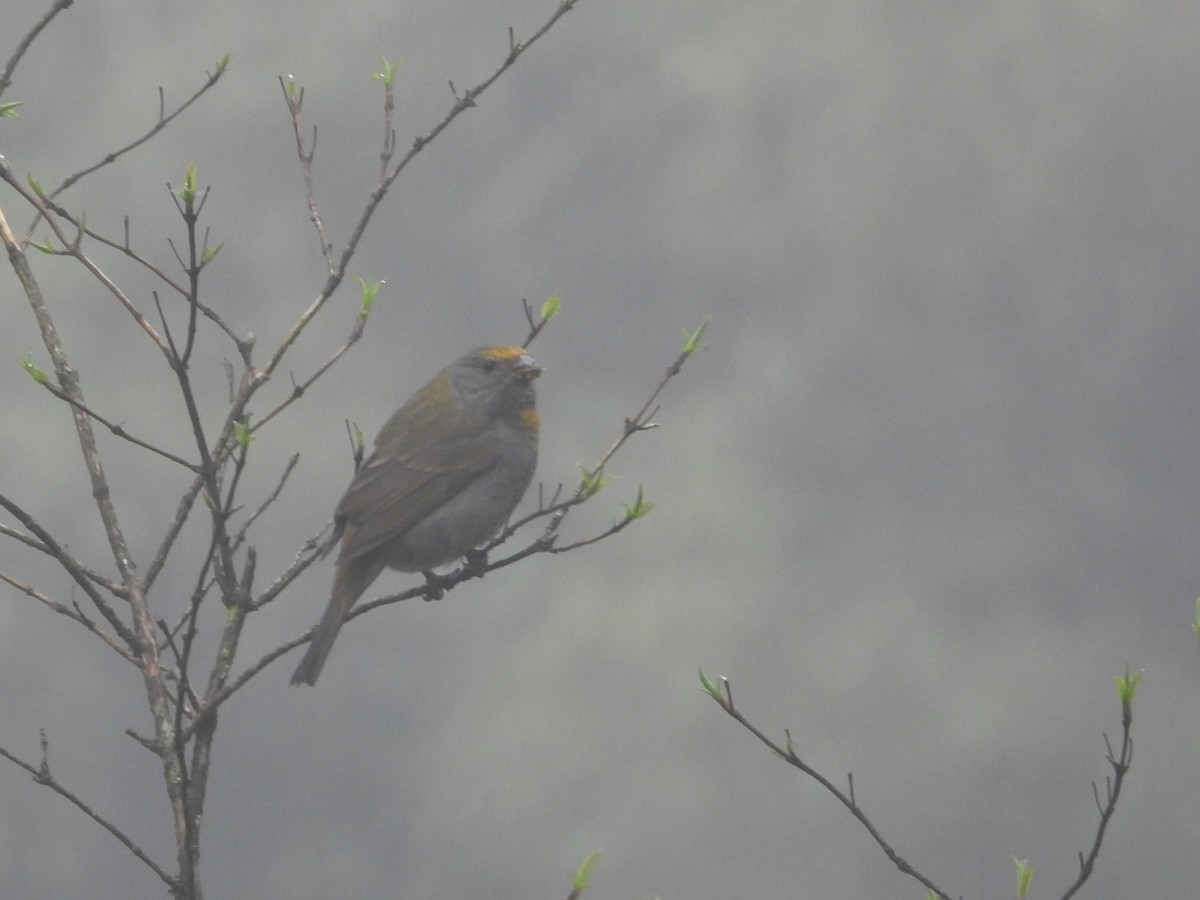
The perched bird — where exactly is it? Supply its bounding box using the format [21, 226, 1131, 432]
[291, 345, 542, 685]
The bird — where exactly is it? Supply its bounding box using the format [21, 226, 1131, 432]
[290, 345, 542, 685]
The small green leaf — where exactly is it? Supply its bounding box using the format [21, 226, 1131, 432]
[174, 163, 198, 204]
[682, 316, 710, 355]
[356, 277, 382, 319]
[234, 417, 253, 447]
[1115, 664, 1144, 705]
[28, 237, 55, 254]
[1013, 857, 1034, 899]
[284, 76, 300, 102]
[20, 352, 51, 385]
[578, 464, 613, 498]
[0, 101, 21, 119]
[572, 850, 601, 892]
[27, 175, 46, 199]
[373, 56, 401, 88]
[539, 294, 562, 322]
[623, 485, 654, 520]
[215, 53, 232, 75]
[202, 242, 224, 265]
[698, 668, 721, 699]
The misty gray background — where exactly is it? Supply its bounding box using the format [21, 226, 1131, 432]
[2, 2, 1199, 898]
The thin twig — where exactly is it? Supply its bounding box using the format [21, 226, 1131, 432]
[0, 733, 177, 892]
[231, 453, 301, 551]
[0, 0, 74, 98]
[0, 523, 125, 593]
[522, 297, 553, 347]
[179, 638, 302, 742]
[0, 492, 135, 647]
[24, 55, 229, 236]
[0, 166, 170, 353]
[1059, 704, 1135, 899]
[707, 678, 953, 900]
[535, 334, 697, 545]
[25, 377, 199, 471]
[0, 571, 134, 660]
[279, 79, 335, 267]
[24, 203, 241, 349]
[249, 308, 367, 432]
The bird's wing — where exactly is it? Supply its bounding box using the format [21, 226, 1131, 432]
[333, 413, 500, 563]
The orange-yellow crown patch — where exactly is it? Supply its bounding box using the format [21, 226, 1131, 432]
[480, 346, 527, 361]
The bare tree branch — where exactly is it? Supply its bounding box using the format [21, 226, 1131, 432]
[0, 0, 74, 99]
[0, 491, 136, 647]
[0, 731, 177, 892]
[1059, 690, 1135, 899]
[705, 676, 954, 899]
[22, 377, 199, 471]
[0, 571, 135, 660]
[34, 57, 230, 223]
[1, 4, 627, 898]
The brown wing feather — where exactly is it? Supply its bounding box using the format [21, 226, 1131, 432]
[334, 411, 500, 563]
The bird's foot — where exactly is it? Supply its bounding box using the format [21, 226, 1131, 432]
[462, 548, 488, 579]
[420, 551, 488, 601]
[421, 570, 447, 601]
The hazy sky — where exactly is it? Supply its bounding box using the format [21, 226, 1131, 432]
[3, 2, 1200, 898]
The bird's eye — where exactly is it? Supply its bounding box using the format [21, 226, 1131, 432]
[481, 359, 497, 372]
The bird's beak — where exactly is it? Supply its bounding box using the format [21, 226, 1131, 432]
[514, 353, 543, 380]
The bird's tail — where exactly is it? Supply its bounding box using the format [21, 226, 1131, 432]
[290, 555, 384, 686]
